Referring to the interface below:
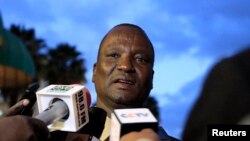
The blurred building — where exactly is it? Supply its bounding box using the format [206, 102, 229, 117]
[0, 13, 35, 114]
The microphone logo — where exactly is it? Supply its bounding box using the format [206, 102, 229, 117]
[75, 90, 87, 125]
[116, 108, 157, 124]
[120, 113, 148, 118]
[47, 85, 74, 93]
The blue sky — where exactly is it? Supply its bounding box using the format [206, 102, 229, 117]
[1, 0, 250, 139]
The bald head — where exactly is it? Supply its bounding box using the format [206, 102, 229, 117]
[97, 23, 155, 65]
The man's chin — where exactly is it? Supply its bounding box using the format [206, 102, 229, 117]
[111, 98, 141, 108]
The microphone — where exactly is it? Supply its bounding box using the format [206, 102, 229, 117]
[79, 107, 107, 139]
[35, 98, 69, 125]
[16, 82, 40, 116]
[35, 84, 91, 132]
[110, 108, 158, 141]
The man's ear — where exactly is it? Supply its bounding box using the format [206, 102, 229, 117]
[151, 69, 154, 89]
[92, 63, 97, 83]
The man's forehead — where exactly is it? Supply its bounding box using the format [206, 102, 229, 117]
[97, 24, 155, 63]
[102, 26, 151, 46]
[108, 25, 144, 36]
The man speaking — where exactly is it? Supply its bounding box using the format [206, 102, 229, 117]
[0, 23, 180, 141]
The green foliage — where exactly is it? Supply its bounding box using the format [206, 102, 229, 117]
[45, 43, 87, 84]
[10, 25, 87, 85]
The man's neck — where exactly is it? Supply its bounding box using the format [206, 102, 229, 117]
[96, 101, 113, 117]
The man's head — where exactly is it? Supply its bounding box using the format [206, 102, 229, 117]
[92, 23, 154, 115]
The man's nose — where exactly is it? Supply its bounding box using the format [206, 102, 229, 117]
[117, 57, 135, 72]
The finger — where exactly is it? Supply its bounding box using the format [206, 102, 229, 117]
[139, 129, 160, 141]
[2, 99, 30, 117]
[120, 128, 160, 141]
[27, 117, 50, 141]
[120, 131, 139, 141]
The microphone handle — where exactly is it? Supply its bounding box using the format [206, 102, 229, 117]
[35, 100, 69, 125]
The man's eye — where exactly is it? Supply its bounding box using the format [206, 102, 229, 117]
[135, 57, 147, 63]
[108, 53, 119, 58]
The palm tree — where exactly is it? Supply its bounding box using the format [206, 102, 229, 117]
[10, 25, 48, 81]
[45, 43, 87, 84]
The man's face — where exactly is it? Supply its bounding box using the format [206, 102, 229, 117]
[92, 26, 154, 109]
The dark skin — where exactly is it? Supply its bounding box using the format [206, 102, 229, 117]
[2, 99, 30, 116]
[0, 99, 49, 141]
[92, 24, 155, 117]
[121, 128, 160, 141]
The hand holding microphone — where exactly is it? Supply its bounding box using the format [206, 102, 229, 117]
[2, 83, 40, 117]
[35, 84, 108, 140]
[0, 84, 104, 141]
[0, 115, 49, 141]
[0, 83, 49, 141]
[0, 99, 49, 141]
[2, 99, 30, 117]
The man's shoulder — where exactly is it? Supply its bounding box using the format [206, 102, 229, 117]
[158, 126, 181, 141]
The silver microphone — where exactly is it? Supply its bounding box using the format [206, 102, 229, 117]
[35, 98, 69, 125]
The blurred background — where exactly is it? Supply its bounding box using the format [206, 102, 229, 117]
[1, 0, 250, 139]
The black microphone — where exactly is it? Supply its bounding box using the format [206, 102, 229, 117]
[110, 108, 158, 141]
[17, 82, 40, 116]
[35, 84, 91, 132]
[79, 107, 107, 139]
